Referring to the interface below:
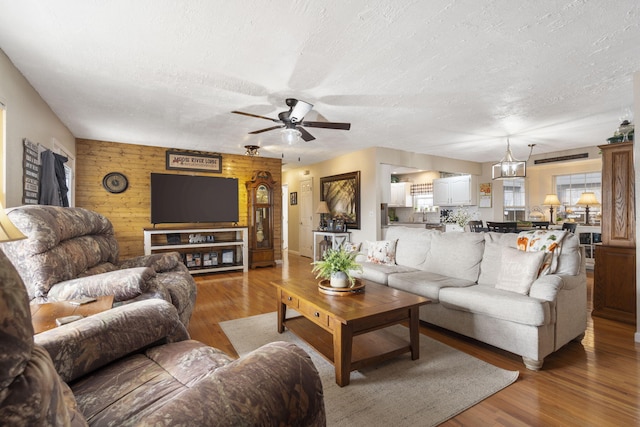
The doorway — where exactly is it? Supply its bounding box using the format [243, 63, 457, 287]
[299, 178, 313, 258]
[281, 184, 288, 250]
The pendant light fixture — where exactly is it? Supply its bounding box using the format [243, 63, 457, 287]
[492, 140, 535, 180]
[244, 145, 260, 156]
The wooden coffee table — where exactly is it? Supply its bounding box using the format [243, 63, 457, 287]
[273, 277, 430, 386]
[30, 295, 115, 334]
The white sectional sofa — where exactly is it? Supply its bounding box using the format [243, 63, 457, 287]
[353, 226, 587, 370]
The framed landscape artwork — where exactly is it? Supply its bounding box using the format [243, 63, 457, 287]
[320, 171, 361, 230]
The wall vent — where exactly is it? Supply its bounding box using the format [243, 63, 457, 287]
[533, 153, 589, 165]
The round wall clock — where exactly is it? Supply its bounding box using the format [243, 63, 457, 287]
[102, 172, 129, 194]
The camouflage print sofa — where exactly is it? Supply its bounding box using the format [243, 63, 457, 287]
[0, 205, 196, 328]
[0, 250, 326, 426]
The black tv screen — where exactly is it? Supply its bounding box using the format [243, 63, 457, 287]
[151, 173, 239, 224]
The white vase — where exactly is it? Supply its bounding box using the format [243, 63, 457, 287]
[330, 271, 349, 288]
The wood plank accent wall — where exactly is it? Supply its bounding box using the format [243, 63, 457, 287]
[76, 139, 282, 261]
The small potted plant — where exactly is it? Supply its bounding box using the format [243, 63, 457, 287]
[311, 247, 363, 288]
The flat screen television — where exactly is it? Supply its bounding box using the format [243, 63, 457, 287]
[150, 173, 239, 224]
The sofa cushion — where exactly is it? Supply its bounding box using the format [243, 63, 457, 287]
[46, 267, 155, 302]
[388, 270, 476, 302]
[366, 239, 398, 265]
[439, 285, 552, 327]
[423, 231, 485, 282]
[477, 232, 516, 286]
[385, 227, 439, 269]
[71, 341, 233, 425]
[495, 246, 546, 295]
[353, 262, 417, 286]
[552, 233, 582, 276]
[6, 206, 114, 255]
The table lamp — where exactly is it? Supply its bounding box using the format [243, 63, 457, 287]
[0, 203, 26, 242]
[315, 201, 330, 230]
[542, 194, 561, 225]
[576, 192, 600, 226]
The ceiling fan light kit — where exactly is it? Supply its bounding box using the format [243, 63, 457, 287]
[281, 128, 302, 145]
[232, 98, 351, 146]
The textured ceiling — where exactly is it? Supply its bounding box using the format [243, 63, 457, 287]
[0, 1, 638, 170]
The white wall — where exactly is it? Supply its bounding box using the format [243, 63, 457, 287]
[284, 147, 379, 252]
[526, 154, 602, 221]
[0, 49, 75, 207]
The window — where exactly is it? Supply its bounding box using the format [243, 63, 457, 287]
[555, 172, 601, 224]
[503, 178, 525, 221]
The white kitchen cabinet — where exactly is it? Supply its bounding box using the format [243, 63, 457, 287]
[433, 175, 477, 206]
[389, 182, 413, 207]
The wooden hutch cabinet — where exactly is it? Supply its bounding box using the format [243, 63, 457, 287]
[594, 141, 636, 324]
[246, 170, 276, 269]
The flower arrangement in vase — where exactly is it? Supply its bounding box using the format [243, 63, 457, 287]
[444, 208, 476, 228]
[311, 247, 363, 288]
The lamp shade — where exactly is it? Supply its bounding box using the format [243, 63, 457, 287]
[543, 194, 561, 206]
[492, 140, 526, 179]
[576, 192, 600, 206]
[0, 203, 26, 242]
[315, 201, 330, 214]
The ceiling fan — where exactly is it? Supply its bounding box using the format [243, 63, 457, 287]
[232, 98, 351, 142]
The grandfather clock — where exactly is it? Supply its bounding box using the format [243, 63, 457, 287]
[246, 170, 276, 268]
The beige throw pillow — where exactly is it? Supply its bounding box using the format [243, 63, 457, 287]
[495, 246, 546, 295]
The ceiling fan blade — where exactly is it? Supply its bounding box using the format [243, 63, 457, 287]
[300, 121, 351, 130]
[249, 125, 284, 134]
[297, 126, 316, 142]
[232, 111, 279, 122]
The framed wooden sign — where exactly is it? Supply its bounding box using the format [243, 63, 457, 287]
[166, 151, 222, 173]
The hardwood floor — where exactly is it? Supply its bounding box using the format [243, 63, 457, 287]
[189, 252, 639, 426]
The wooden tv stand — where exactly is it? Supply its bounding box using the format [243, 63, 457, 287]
[144, 227, 248, 274]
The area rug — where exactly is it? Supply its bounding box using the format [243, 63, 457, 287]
[220, 312, 519, 427]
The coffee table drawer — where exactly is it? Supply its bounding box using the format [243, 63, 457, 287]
[298, 299, 329, 328]
[281, 291, 299, 309]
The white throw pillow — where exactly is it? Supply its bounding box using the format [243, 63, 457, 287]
[366, 240, 398, 265]
[342, 241, 362, 253]
[516, 230, 568, 275]
[495, 246, 546, 295]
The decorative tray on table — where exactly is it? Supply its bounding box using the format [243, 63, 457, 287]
[318, 279, 365, 296]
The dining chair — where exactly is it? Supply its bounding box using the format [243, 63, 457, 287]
[486, 221, 518, 233]
[531, 221, 550, 229]
[561, 222, 577, 233]
[467, 220, 484, 232]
